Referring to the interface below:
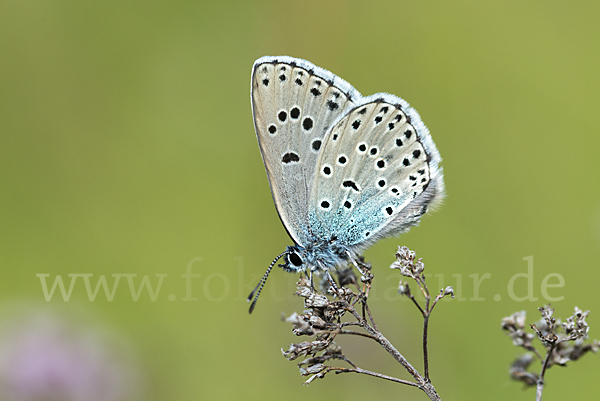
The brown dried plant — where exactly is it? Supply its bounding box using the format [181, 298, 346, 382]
[281, 246, 454, 401]
[502, 305, 599, 400]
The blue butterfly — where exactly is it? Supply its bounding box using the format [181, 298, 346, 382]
[248, 56, 444, 313]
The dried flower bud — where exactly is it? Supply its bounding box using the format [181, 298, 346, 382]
[308, 315, 327, 329]
[413, 259, 425, 275]
[282, 339, 330, 361]
[502, 311, 536, 350]
[538, 305, 556, 329]
[509, 353, 538, 386]
[324, 342, 342, 355]
[444, 286, 454, 298]
[284, 312, 314, 336]
[531, 323, 558, 346]
[398, 281, 411, 296]
[299, 363, 325, 376]
[562, 307, 590, 341]
[302, 373, 322, 385]
[390, 246, 425, 278]
[305, 294, 329, 309]
[337, 268, 357, 287]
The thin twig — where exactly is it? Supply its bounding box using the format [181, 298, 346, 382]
[423, 313, 431, 381]
[328, 366, 419, 387]
[365, 301, 378, 331]
[536, 343, 556, 401]
[409, 294, 425, 315]
[356, 316, 441, 401]
[340, 321, 363, 328]
[338, 329, 379, 341]
[429, 292, 444, 314]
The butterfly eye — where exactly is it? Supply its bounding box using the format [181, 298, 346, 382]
[289, 252, 303, 267]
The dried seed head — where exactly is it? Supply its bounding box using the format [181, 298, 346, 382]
[390, 246, 426, 277]
[398, 281, 411, 296]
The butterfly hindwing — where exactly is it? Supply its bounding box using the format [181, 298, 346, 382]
[309, 95, 444, 251]
[251, 56, 360, 245]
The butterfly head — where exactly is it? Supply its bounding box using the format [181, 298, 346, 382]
[248, 242, 351, 313]
[279, 245, 306, 273]
[280, 242, 349, 273]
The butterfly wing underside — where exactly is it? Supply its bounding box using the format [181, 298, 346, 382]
[251, 56, 360, 245]
[309, 95, 444, 252]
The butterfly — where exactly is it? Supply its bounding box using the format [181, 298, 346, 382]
[248, 56, 444, 313]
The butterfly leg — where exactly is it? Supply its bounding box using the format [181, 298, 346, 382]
[325, 270, 340, 296]
[345, 251, 367, 277]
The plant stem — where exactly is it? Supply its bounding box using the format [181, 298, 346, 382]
[423, 313, 431, 381]
[536, 343, 556, 401]
[330, 367, 420, 386]
[362, 322, 441, 400]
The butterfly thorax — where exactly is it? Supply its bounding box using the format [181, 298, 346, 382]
[280, 240, 351, 273]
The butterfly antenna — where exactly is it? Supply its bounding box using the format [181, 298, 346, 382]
[247, 251, 286, 314]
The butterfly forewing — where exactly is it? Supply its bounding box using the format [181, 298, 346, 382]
[251, 56, 359, 245]
[309, 97, 443, 249]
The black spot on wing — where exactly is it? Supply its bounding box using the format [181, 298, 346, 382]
[343, 180, 360, 192]
[290, 107, 300, 119]
[282, 152, 300, 164]
[303, 117, 313, 131]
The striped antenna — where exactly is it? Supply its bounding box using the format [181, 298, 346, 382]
[247, 251, 287, 314]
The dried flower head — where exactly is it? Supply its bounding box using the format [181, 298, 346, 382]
[390, 246, 425, 278]
[562, 307, 589, 341]
[279, 246, 449, 401]
[503, 305, 598, 393]
[502, 311, 536, 351]
[397, 280, 411, 296]
[509, 353, 538, 386]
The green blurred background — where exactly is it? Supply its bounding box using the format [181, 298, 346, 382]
[1, 1, 599, 400]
